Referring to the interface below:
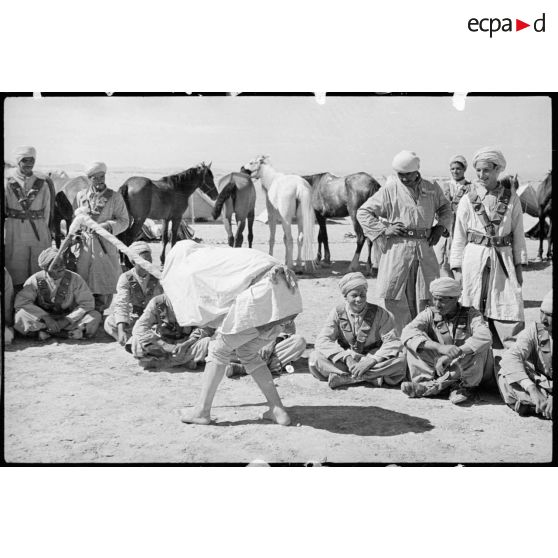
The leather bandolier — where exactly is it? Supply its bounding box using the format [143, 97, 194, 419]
[6, 178, 46, 241]
[36, 270, 74, 317]
[467, 185, 513, 278]
[533, 323, 553, 394]
[336, 304, 381, 355]
[154, 299, 189, 342]
[450, 181, 471, 213]
[431, 306, 471, 347]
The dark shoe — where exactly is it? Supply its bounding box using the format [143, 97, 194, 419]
[328, 373, 357, 390]
[514, 400, 536, 417]
[449, 387, 473, 405]
[401, 381, 429, 398]
[226, 362, 247, 378]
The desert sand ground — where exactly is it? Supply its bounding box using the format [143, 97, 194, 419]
[3, 218, 553, 464]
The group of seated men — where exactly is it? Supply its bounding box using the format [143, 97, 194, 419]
[3, 243, 552, 421]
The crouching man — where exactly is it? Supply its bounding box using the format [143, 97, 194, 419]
[14, 247, 102, 340]
[497, 291, 552, 419]
[130, 293, 213, 369]
[104, 241, 163, 347]
[401, 277, 493, 404]
[308, 272, 406, 389]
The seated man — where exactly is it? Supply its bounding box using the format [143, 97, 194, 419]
[308, 272, 406, 389]
[130, 293, 213, 369]
[104, 241, 163, 347]
[401, 277, 493, 404]
[225, 318, 306, 377]
[13, 247, 102, 340]
[497, 290, 552, 419]
[4, 267, 15, 344]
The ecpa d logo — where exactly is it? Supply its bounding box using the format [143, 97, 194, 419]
[468, 13, 546, 37]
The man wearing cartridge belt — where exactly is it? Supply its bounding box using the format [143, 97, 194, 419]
[4, 146, 54, 289]
[450, 147, 527, 349]
[357, 150, 453, 335]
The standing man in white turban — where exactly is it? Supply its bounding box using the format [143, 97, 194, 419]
[308, 272, 406, 389]
[497, 291, 553, 419]
[103, 241, 163, 346]
[74, 161, 129, 313]
[450, 147, 527, 349]
[401, 277, 493, 404]
[434, 155, 472, 277]
[4, 146, 54, 288]
[357, 150, 453, 335]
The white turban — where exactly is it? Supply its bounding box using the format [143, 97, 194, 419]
[392, 150, 420, 173]
[338, 272, 368, 296]
[541, 290, 553, 315]
[85, 161, 107, 177]
[430, 277, 462, 298]
[471, 147, 506, 173]
[129, 241, 151, 257]
[449, 155, 467, 169]
[38, 247, 60, 269]
[14, 146, 37, 163]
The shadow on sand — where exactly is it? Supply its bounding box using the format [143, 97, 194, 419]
[217, 404, 434, 436]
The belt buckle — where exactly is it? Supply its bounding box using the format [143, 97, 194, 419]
[408, 230, 414, 237]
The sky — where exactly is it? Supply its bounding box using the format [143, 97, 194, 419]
[3, 95, 552, 181]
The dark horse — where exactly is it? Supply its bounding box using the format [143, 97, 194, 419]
[525, 171, 553, 261]
[211, 168, 256, 247]
[303, 172, 381, 274]
[52, 191, 74, 248]
[118, 163, 218, 264]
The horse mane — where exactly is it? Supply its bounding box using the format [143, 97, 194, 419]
[161, 164, 208, 188]
[498, 174, 519, 190]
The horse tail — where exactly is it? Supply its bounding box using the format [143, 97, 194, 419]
[212, 181, 236, 220]
[298, 179, 315, 263]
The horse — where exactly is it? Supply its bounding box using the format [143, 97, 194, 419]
[303, 171, 381, 274]
[242, 155, 315, 274]
[501, 173, 552, 260]
[211, 168, 256, 248]
[118, 162, 218, 265]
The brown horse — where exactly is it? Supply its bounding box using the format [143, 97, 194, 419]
[118, 163, 218, 264]
[303, 172, 381, 274]
[532, 171, 552, 260]
[211, 168, 256, 248]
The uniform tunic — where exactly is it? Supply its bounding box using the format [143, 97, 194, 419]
[498, 322, 553, 408]
[309, 302, 406, 384]
[357, 175, 452, 333]
[104, 269, 163, 340]
[401, 305, 492, 388]
[433, 179, 471, 269]
[4, 173, 52, 285]
[74, 187, 129, 295]
[13, 269, 101, 336]
[450, 183, 527, 322]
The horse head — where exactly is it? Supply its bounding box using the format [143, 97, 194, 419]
[196, 161, 218, 200]
[499, 174, 519, 190]
[242, 155, 270, 179]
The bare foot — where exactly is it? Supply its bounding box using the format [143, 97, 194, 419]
[261, 406, 291, 426]
[180, 408, 212, 425]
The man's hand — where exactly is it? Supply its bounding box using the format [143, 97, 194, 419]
[428, 224, 445, 246]
[258, 341, 276, 361]
[526, 385, 549, 417]
[267, 265, 298, 292]
[435, 355, 451, 376]
[515, 264, 523, 286]
[542, 396, 553, 420]
[437, 344, 462, 359]
[43, 315, 60, 333]
[350, 358, 375, 379]
[384, 222, 407, 238]
[117, 323, 129, 346]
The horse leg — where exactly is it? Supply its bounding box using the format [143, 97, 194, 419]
[537, 211, 545, 261]
[223, 212, 234, 247]
[547, 219, 553, 260]
[266, 199, 277, 257]
[247, 210, 255, 248]
[234, 217, 246, 248]
[365, 238, 374, 277]
[161, 219, 170, 266]
[280, 217, 295, 271]
[170, 217, 181, 249]
[348, 212, 365, 273]
[315, 212, 323, 264]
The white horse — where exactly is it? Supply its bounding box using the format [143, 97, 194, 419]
[243, 155, 315, 274]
